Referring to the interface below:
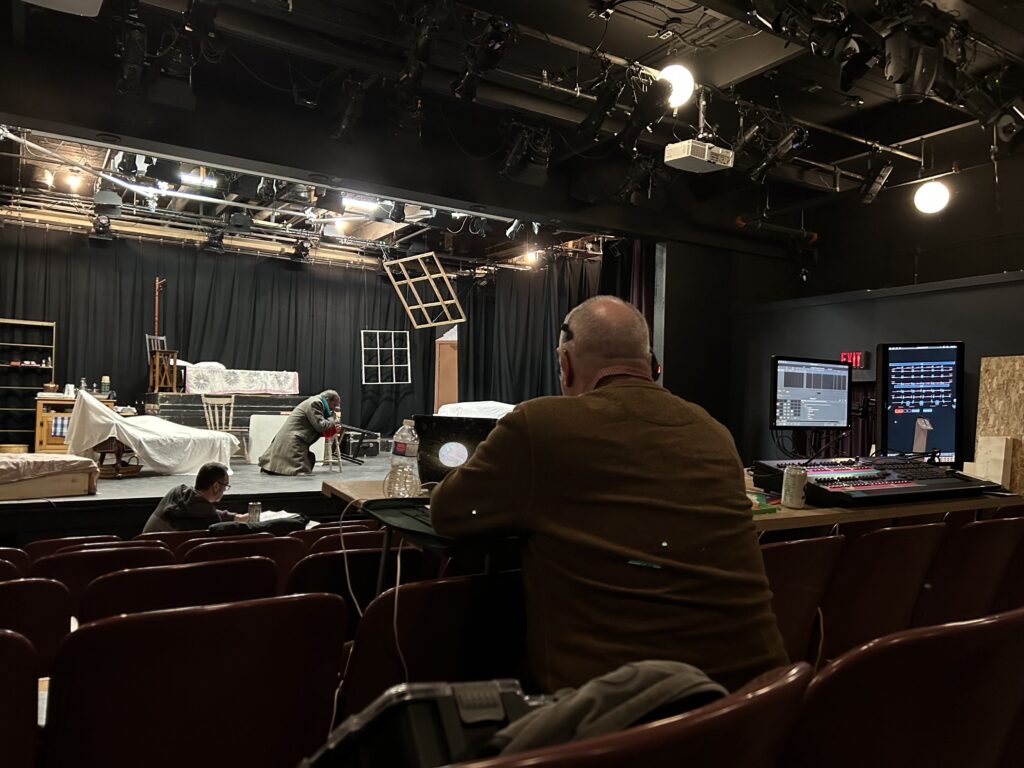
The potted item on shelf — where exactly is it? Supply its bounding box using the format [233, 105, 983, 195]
[42, 382, 59, 392]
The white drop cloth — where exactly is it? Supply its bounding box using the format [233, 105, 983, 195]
[66, 392, 238, 475]
[437, 400, 516, 419]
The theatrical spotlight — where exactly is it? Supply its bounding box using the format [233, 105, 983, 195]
[94, 189, 123, 219]
[201, 227, 225, 253]
[331, 79, 366, 142]
[657, 64, 696, 109]
[226, 210, 254, 232]
[616, 77, 673, 151]
[147, 158, 182, 185]
[860, 161, 894, 204]
[914, 180, 949, 214]
[577, 73, 626, 143]
[750, 127, 807, 183]
[116, 152, 141, 177]
[389, 202, 407, 223]
[451, 16, 516, 101]
[292, 238, 312, 261]
[89, 215, 113, 243]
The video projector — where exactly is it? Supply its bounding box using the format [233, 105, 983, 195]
[664, 139, 735, 173]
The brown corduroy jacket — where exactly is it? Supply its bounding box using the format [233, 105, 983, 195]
[430, 377, 788, 693]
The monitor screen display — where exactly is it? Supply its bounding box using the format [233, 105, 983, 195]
[877, 342, 964, 465]
[771, 357, 852, 429]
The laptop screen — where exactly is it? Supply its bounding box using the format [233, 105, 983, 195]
[413, 415, 497, 485]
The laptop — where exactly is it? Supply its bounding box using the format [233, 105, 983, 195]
[413, 414, 498, 486]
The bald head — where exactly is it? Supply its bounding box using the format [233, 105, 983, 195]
[558, 296, 651, 395]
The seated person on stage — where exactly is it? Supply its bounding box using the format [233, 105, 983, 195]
[258, 390, 341, 476]
[142, 462, 243, 533]
[431, 295, 788, 693]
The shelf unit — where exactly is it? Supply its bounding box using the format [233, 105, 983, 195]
[0, 318, 56, 450]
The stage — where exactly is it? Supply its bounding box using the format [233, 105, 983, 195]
[0, 456, 391, 547]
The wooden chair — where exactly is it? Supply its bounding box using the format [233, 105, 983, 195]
[783, 607, 1024, 768]
[337, 571, 525, 718]
[42, 594, 348, 768]
[0, 578, 71, 676]
[760, 535, 846, 662]
[25, 535, 122, 562]
[78, 556, 278, 623]
[145, 333, 178, 393]
[0, 630, 37, 768]
[818, 523, 945, 662]
[200, 395, 249, 462]
[454, 664, 813, 768]
[29, 547, 175, 614]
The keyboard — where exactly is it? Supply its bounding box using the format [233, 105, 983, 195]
[752, 457, 1003, 506]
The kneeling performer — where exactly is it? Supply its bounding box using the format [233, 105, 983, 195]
[258, 389, 341, 476]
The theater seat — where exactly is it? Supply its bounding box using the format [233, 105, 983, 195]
[55, 540, 171, 556]
[287, 524, 374, 551]
[309, 529, 388, 553]
[175, 532, 273, 561]
[783, 607, 1024, 768]
[0, 579, 71, 676]
[451, 663, 812, 768]
[42, 594, 348, 768]
[0, 630, 37, 768]
[182, 537, 305, 594]
[0, 548, 30, 575]
[0, 559, 20, 582]
[24, 535, 121, 562]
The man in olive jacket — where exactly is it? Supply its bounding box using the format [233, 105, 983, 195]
[258, 390, 341, 475]
[430, 296, 787, 693]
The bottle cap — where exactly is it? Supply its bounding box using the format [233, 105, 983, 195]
[402, 419, 415, 427]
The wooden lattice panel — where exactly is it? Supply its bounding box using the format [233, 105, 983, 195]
[382, 252, 466, 329]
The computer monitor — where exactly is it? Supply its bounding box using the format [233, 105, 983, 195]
[413, 415, 497, 485]
[770, 356, 852, 429]
[877, 342, 964, 465]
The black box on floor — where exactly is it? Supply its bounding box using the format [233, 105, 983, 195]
[342, 432, 380, 457]
[300, 680, 547, 768]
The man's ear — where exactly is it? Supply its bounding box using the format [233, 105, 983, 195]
[558, 348, 573, 391]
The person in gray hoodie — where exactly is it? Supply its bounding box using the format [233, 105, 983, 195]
[142, 462, 243, 533]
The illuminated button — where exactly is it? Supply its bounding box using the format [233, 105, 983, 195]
[439, 441, 470, 468]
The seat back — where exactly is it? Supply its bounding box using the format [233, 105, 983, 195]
[29, 547, 175, 613]
[133, 530, 230, 553]
[286, 548, 425, 636]
[175, 532, 273, 560]
[182, 537, 306, 594]
[42, 594, 348, 768]
[454, 663, 813, 768]
[56, 540, 171, 555]
[144, 333, 166, 354]
[201, 395, 235, 431]
[0, 559, 20, 582]
[819, 523, 944, 661]
[0, 578, 71, 676]
[784, 607, 1024, 768]
[287, 525, 374, 551]
[25, 535, 122, 562]
[338, 571, 526, 718]
[0, 547, 30, 574]
[913, 517, 1024, 627]
[309, 529, 387, 553]
[761, 535, 846, 662]
[0, 630, 37, 768]
[78, 556, 279, 623]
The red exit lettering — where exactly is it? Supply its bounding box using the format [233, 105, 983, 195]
[840, 351, 862, 368]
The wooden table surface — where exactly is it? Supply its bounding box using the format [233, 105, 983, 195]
[322, 478, 1023, 533]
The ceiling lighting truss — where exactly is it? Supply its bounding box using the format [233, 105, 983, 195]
[381, 251, 466, 329]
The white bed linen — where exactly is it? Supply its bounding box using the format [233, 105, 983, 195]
[437, 401, 516, 419]
[66, 392, 238, 475]
[185, 368, 300, 395]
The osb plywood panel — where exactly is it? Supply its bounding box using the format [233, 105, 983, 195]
[977, 356, 1024, 493]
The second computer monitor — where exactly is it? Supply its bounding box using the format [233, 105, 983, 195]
[771, 356, 852, 429]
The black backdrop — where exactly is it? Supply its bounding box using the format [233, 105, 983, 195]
[0, 227, 435, 435]
[457, 255, 601, 403]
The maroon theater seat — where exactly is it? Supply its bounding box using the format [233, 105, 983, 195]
[182, 536, 305, 594]
[0, 630, 37, 768]
[0, 559, 20, 582]
[56, 540, 171, 555]
[29, 547, 175, 614]
[783, 607, 1024, 768]
[287, 524, 374, 551]
[42, 594, 348, 768]
[452, 664, 813, 768]
[25, 535, 121, 562]
[760, 535, 845, 662]
[309, 529, 387, 553]
[818, 523, 944, 661]
[0, 547, 30, 575]
[0, 578, 71, 676]
[175, 532, 273, 561]
[78, 556, 279, 623]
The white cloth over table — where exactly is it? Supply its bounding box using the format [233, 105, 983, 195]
[66, 392, 238, 475]
[185, 368, 300, 395]
[437, 400, 516, 419]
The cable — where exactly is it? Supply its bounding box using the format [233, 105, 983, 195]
[336, 498, 365, 618]
[801, 430, 851, 466]
[392, 538, 410, 682]
[813, 606, 826, 673]
[328, 496, 360, 736]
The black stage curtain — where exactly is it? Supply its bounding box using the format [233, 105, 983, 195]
[458, 255, 601, 403]
[0, 227, 434, 435]
[598, 238, 656, 329]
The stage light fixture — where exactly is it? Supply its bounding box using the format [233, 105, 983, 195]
[67, 174, 82, 193]
[202, 227, 225, 253]
[860, 161, 894, 204]
[292, 238, 312, 261]
[750, 127, 806, 183]
[577, 73, 626, 143]
[617, 77, 673, 151]
[116, 152, 140, 176]
[148, 158, 182, 185]
[94, 189, 123, 218]
[389, 202, 407, 224]
[180, 171, 217, 188]
[913, 180, 949, 214]
[451, 16, 515, 101]
[115, 18, 147, 97]
[524, 249, 539, 263]
[89, 214, 113, 242]
[505, 219, 524, 239]
[657, 64, 695, 109]
[331, 79, 366, 142]
[226, 210, 254, 231]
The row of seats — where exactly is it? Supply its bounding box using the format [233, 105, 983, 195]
[762, 513, 1024, 663]
[3, 572, 1022, 768]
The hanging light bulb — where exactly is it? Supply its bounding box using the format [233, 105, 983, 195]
[913, 180, 950, 214]
[658, 64, 696, 108]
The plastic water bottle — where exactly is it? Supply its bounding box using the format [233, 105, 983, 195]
[384, 419, 421, 498]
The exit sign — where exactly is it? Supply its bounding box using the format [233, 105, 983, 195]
[840, 351, 870, 369]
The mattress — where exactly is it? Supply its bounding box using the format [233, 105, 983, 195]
[0, 453, 98, 485]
